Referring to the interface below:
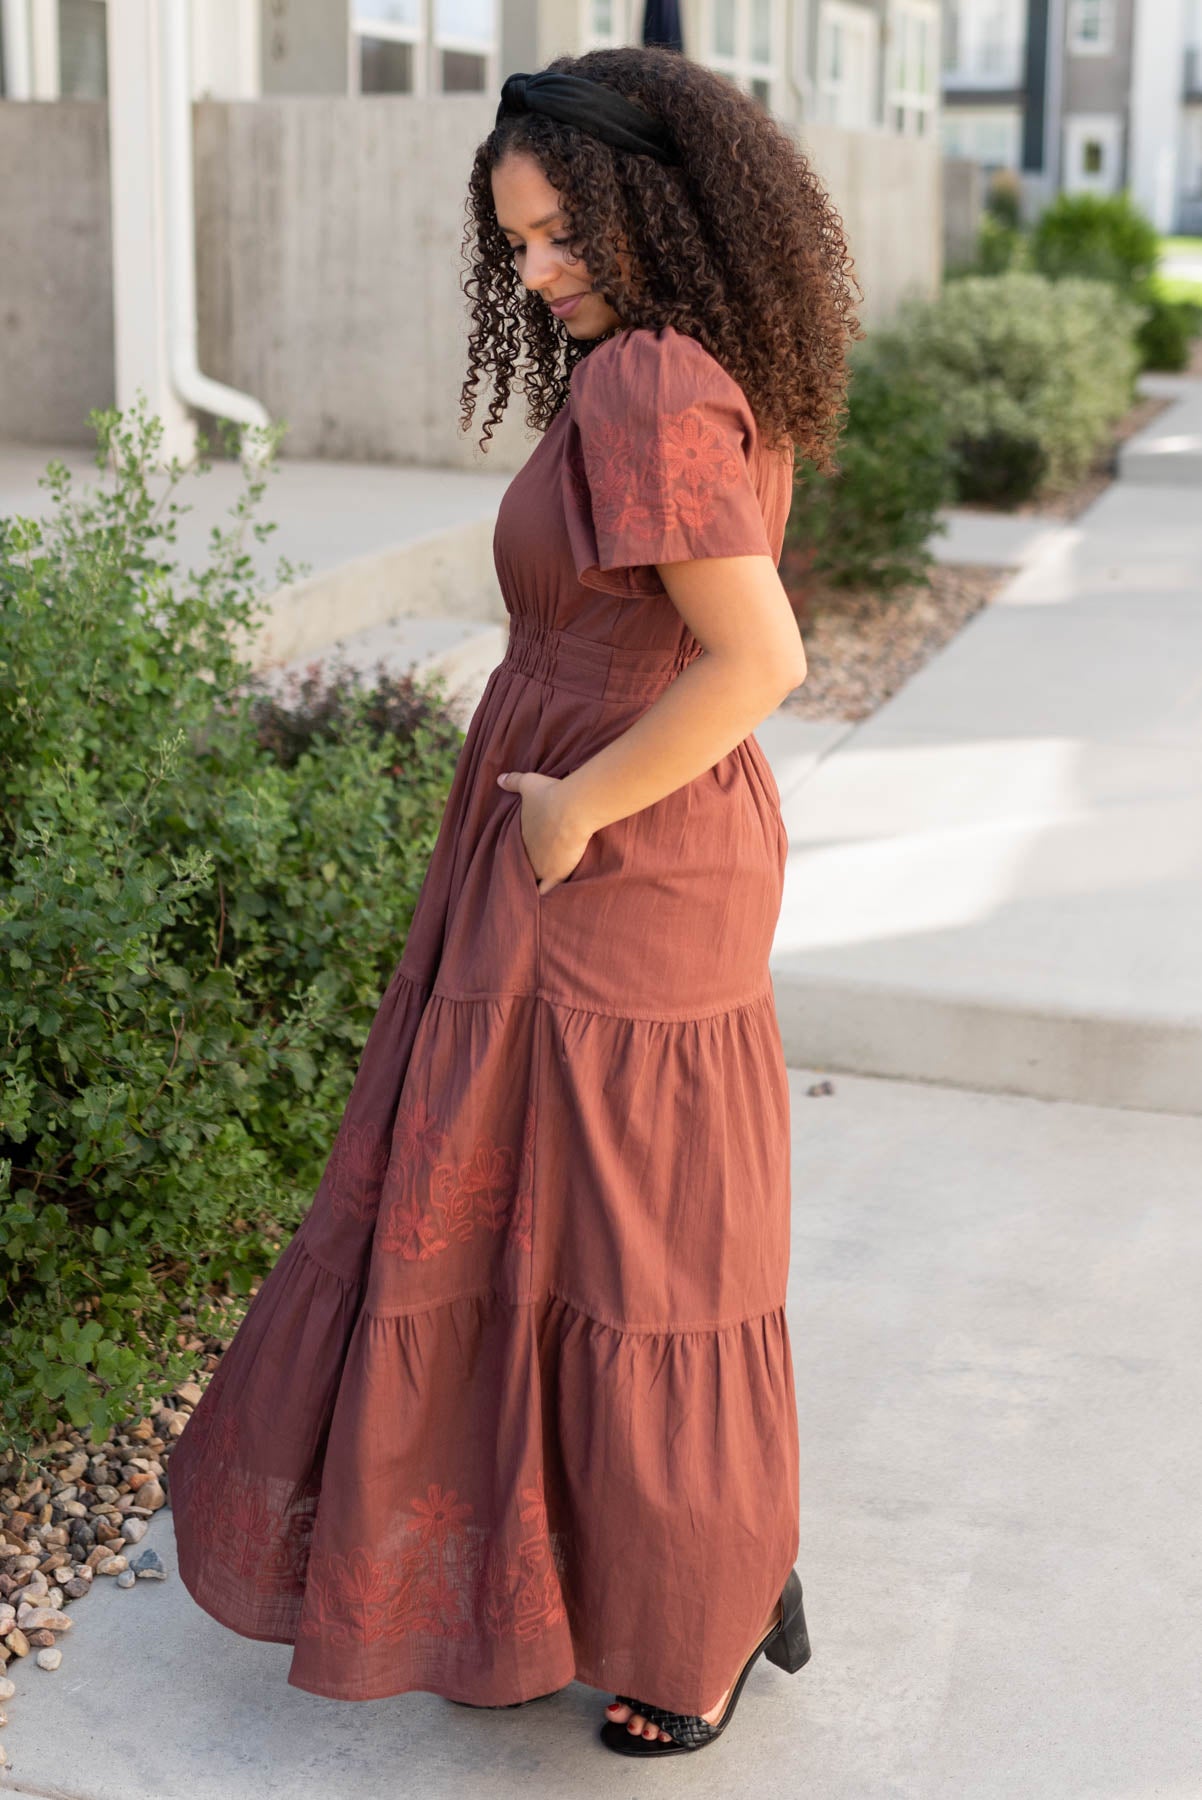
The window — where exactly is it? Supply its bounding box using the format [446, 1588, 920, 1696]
[353, 0, 496, 95]
[582, 0, 640, 47]
[434, 0, 492, 91]
[1067, 0, 1114, 56]
[1063, 113, 1121, 192]
[942, 0, 1025, 88]
[355, 0, 421, 93]
[360, 36, 415, 92]
[888, 0, 938, 138]
[702, 0, 781, 112]
[941, 104, 1022, 169]
[59, 0, 108, 99]
[818, 1, 878, 129]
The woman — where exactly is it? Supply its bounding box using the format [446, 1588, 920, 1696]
[168, 45, 858, 1761]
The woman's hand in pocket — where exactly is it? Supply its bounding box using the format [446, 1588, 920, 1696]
[496, 769, 593, 895]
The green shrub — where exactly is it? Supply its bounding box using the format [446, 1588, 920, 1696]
[1030, 191, 1160, 290]
[786, 336, 955, 589]
[977, 212, 1027, 276]
[0, 399, 464, 1456]
[985, 170, 1023, 230]
[879, 272, 1142, 504]
[1135, 290, 1195, 371]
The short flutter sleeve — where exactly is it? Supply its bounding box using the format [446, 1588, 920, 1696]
[561, 326, 776, 599]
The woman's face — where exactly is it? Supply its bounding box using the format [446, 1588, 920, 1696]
[491, 151, 627, 341]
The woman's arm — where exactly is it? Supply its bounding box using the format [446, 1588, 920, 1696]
[498, 553, 807, 892]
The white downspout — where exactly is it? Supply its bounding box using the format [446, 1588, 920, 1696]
[158, 0, 273, 457]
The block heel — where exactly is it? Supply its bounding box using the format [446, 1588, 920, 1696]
[599, 1566, 812, 1756]
[762, 1567, 812, 1673]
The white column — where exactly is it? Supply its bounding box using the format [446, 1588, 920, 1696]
[1129, 0, 1186, 231]
[29, 0, 57, 97]
[191, 0, 260, 98]
[105, 0, 196, 460]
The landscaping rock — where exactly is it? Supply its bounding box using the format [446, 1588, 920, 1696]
[16, 1608, 71, 1633]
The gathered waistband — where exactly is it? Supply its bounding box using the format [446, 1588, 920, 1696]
[500, 617, 702, 703]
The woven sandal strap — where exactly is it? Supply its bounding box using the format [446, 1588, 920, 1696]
[614, 1695, 721, 1748]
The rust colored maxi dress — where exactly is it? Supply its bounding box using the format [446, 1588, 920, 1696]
[168, 322, 801, 1715]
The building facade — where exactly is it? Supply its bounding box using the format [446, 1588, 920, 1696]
[2, 0, 942, 142]
[0, 0, 944, 457]
[941, 0, 1202, 230]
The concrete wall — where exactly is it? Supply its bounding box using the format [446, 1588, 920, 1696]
[942, 154, 984, 272]
[797, 119, 943, 330]
[195, 98, 943, 469]
[1, 93, 943, 465]
[192, 94, 535, 470]
[0, 100, 114, 445]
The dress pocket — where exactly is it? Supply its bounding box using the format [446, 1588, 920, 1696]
[509, 799, 544, 900]
[509, 796, 593, 897]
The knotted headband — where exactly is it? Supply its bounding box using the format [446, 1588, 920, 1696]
[496, 70, 679, 165]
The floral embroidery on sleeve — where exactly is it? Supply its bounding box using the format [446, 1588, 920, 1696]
[585, 404, 746, 550]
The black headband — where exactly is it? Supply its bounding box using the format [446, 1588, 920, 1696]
[496, 70, 679, 165]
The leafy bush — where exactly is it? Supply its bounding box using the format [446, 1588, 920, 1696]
[0, 399, 464, 1456]
[985, 170, 1023, 230]
[1030, 191, 1160, 290]
[976, 212, 1027, 276]
[878, 272, 1142, 504]
[786, 337, 955, 590]
[1136, 292, 1196, 372]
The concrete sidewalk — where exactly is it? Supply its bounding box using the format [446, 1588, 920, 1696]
[769, 380, 1202, 1115]
[2, 1067, 1200, 1800]
[1118, 372, 1202, 484]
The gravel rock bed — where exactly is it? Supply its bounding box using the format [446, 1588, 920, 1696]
[0, 1293, 248, 1769]
[778, 557, 1008, 725]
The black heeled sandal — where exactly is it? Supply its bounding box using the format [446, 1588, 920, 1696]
[599, 1566, 811, 1757]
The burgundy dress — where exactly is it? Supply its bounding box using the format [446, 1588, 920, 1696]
[168, 323, 802, 1714]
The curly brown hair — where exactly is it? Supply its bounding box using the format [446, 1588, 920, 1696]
[460, 46, 861, 469]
